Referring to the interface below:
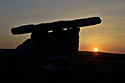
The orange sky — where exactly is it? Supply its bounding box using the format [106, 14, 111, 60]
[0, 0, 125, 54]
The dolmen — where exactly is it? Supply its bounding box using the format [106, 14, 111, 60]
[11, 17, 102, 71]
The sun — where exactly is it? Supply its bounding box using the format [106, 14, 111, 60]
[94, 48, 98, 52]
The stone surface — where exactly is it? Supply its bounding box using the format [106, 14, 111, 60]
[11, 28, 80, 71]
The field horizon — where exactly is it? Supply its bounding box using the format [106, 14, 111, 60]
[0, 48, 125, 55]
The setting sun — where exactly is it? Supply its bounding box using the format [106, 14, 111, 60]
[94, 48, 98, 52]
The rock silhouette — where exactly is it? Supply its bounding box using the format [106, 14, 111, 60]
[11, 17, 102, 71]
[11, 17, 101, 35]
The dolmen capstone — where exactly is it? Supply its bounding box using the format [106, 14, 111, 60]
[11, 17, 102, 71]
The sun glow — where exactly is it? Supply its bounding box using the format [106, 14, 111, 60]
[94, 48, 98, 52]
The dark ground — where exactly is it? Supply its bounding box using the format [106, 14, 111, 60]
[0, 49, 125, 83]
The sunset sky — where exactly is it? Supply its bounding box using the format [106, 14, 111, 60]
[0, 0, 125, 54]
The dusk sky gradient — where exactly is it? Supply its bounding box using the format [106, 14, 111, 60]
[0, 0, 125, 54]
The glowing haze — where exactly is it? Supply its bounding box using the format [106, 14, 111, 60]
[0, 0, 125, 54]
